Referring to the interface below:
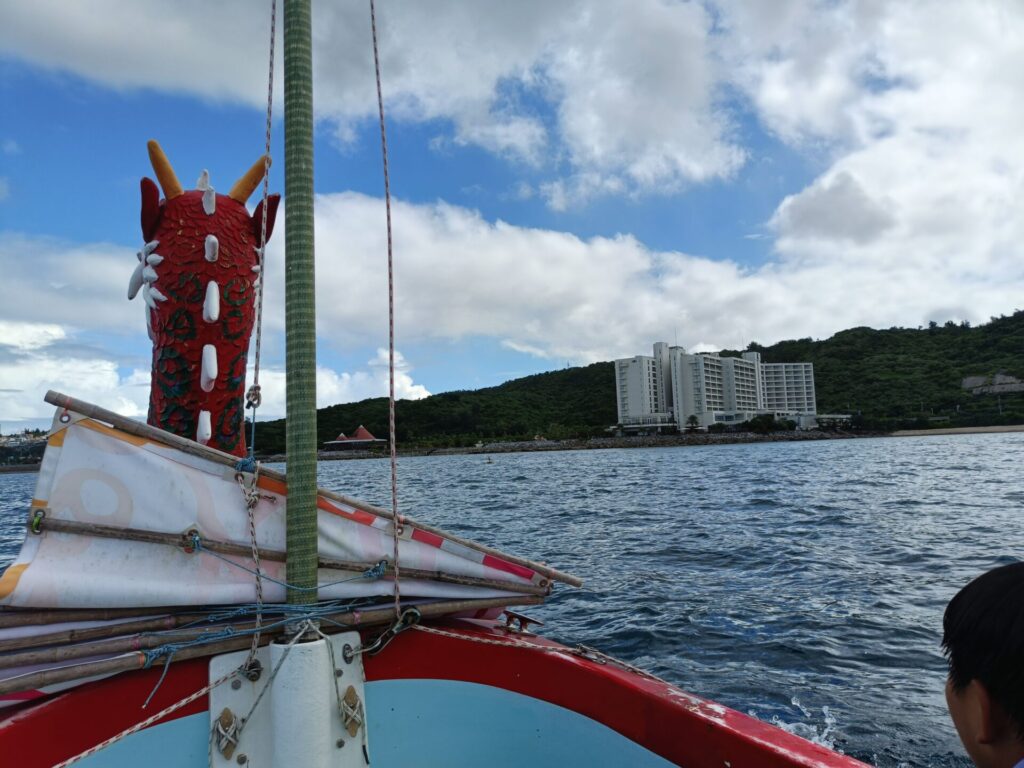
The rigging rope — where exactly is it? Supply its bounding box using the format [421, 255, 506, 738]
[237, 467, 267, 671]
[53, 668, 240, 768]
[239, 0, 277, 674]
[370, 0, 402, 620]
[243, 0, 277, 461]
[188, 532, 388, 592]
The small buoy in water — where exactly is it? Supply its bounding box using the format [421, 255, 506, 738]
[484, 457, 494, 464]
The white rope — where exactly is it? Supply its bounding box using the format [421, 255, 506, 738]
[314, 623, 370, 759]
[230, 619, 313, 747]
[53, 668, 240, 768]
[236, 466, 266, 669]
[249, 0, 277, 406]
[369, 0, 402, 620]
[212, 713, 240, 758]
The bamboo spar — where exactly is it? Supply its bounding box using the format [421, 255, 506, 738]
[283, 0, 319, 607]
[27, 516, 549, 596]
[0, 596, 543, 696]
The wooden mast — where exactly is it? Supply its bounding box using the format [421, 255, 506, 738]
[283, 0, 319, 607]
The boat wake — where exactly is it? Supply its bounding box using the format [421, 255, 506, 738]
[761, 697, 840, 752]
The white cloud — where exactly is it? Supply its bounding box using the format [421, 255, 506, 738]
[0, 308, 429, 427]
[6, 175, 1024, 376]
[771, 171, 894, 245]
[0, 234, 140, 333]
[0, 348, 149, 429]
[3, 1, 1024, 410]
[249, 349, 430, 421]
[0, 0, 743, 205]
[542, 0, 744, 203]
[253, 190, 1022, 362]
[1, 172, 1022, 427]
[4, 0, 1023, 235]
[707, 2, 1024, 330]
[0, 321, 66, 351]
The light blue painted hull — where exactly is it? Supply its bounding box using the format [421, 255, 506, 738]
[75, 679, 674, 767]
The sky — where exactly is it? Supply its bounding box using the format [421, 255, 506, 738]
[1, 0, 1023, 432]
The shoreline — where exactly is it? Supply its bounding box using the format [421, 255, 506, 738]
[0, 464, 41, 474]
[3, 424, 1020, 472]
[260, 430, 888, 463]
[890, 424, 1024, 437]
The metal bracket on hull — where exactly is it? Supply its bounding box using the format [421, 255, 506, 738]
[502, 609, 544, 634]
[209, 631, 368, 768]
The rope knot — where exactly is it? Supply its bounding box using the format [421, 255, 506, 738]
[235, 455, 258, 474]
[245, 385, 262, 410]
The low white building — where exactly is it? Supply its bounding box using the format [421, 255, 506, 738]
[615, 343, 818, 431]
[761, 361, 816, 413]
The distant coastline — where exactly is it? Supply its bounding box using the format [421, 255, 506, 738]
[0, 464, 40, 474]
[257, 430, 888, 463]
[890, 424, 1024, 437]
[3, 425, 1019, 474]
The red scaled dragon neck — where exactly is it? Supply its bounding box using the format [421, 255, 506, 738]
[130, 140, 280, 457]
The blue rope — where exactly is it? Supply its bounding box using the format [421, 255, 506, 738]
[140, 530, 390, 705]
[142, 626, 241, 669]
[141, 625, 241, 707]
[175, 597, 378, 630]
[235, 454, 258, 474]
[189, 533, 389, 593]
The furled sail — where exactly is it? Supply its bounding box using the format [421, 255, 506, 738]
[0, 396, 576, 610]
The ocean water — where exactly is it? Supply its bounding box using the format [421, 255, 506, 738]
[3, 433, 1022, 766]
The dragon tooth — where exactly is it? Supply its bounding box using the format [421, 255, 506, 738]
[146, 253, 164, 266]
[128, 263, 144, 300]
[200, 345, 218, 392]
[203, 280, 220, 323]
[196, 170, 210, 190]
[144, 240, 160, 255]
[251, 264, 261, 273]
[204, 235, 219, 262]
[196, 410, 212, 445]
[149, 286, 168, 302]
[203, 187, 216, 215]
[142, 286, 156, 309]
[142, 265, 158, 283]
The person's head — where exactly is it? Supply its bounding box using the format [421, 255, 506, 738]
[943, 562, 1024, 768]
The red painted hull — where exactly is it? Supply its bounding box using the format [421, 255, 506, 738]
[0, 619, 867, 768]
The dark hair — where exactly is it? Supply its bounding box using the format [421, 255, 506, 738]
[943, 562, 1024, 737]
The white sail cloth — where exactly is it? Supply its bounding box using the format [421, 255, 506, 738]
[0, 411, 540, 608]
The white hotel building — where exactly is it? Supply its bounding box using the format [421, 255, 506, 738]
[615, 343, 817, 431]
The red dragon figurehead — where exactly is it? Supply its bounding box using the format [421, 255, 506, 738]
[130, 140, 280, 457]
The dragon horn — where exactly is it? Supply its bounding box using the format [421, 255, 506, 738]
[228, 155, 271, 203]
[147, 140, 183, 200]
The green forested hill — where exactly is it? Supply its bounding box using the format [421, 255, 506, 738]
[254, 310, 1024, 454]
[254, 362, 616, 454]
[736, 310, 1024, 428]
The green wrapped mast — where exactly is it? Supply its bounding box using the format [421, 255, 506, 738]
[283, 0, 318, 606]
